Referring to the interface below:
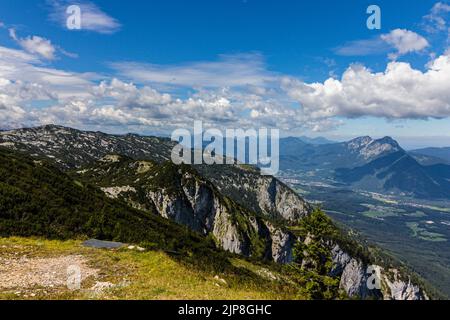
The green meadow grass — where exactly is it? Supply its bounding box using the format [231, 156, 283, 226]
[0, 237, 302, 300]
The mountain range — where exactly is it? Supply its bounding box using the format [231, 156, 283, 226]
[279, 136, 450, 200]
[0, 124, 430, 300]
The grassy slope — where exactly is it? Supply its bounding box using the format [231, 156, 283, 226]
[0, 237, 300, 300]
[0, 148, 215, 252]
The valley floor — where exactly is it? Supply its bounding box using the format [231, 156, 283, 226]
[0, 237, 300, 300]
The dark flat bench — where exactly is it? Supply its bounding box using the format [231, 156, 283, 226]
[82, 239, 125, 249]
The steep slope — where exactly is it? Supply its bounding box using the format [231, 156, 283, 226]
[75, 155, 296, 263]
[73, 157, 431, 300]
[344, 136, 401, 161]
[0, 148, 218, 255]
[289, 210, 429, 300]
[335, 151, 450, 199]
[423, 163, 450, 180]
[196, 164, 311, 224]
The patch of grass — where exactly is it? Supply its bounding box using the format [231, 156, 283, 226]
[406, 222, 447, 242]
[404, 211, 427, 218]
[0, 237, 303, 300]
[363, 210, 399, 219]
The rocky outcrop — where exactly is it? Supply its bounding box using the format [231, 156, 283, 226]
[266, 223, 295, 264]
[382, 270, 429, 300]
[147, 175, 250, 256]
[212, 207, 248, 255]
[101, 186, 136, 199]
[339, 258, 372, 299]
[331, 245, 428, 300]
[196, 164, 312, 224]
[96, 163, 297, 264]
[256, 176, 311, 223]
[330, 244, 351, 277]
[0, 125, 310, 221]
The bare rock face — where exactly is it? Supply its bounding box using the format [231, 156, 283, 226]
[382, 271, 429, 300]
[266, 222, 295, 264]
[196, 164, 312, 224]
[146, 170, 296, 263]
[77, 155, 298, 264]
[148, 173, 217, 234]
[331, 245, 428, 300]
[149, 189, 201, 231]
[339, 259, 372, 299]
[345, 136, 401, 161]
[212, 206, 248, 255]
[330, 244, 351, 277]
[257, 177, 311, 223]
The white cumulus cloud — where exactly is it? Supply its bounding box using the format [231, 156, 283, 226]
[282, 51, 450, 120]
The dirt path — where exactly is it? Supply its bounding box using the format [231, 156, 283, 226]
[0, 255, 98, 290]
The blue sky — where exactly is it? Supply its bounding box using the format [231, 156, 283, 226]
[0, 0, 449, 148]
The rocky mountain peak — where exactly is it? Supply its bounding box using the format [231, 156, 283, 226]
[346, 136, 402, 161]
[362, 136, 402, 159]
[347, 136, 374, 149]
[374, 136, 401, 148]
